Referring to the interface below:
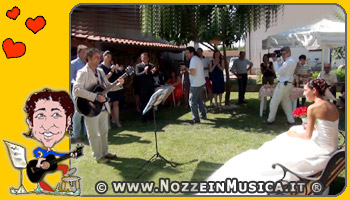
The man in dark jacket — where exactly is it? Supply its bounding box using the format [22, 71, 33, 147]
[135, 52, 156, 122]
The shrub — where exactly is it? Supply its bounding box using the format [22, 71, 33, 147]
[312, 69, 345, 82]
[334, 69, 345, 82]
[256, 70, 262, 84]
[312, 71, 320, 79]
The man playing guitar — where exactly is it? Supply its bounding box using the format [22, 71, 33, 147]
[73, 48, 125, 164]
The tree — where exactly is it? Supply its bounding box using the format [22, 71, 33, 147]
[332, 46, 345, 60]
[332, 9, 345, 61]
[141, 5, 282, 105]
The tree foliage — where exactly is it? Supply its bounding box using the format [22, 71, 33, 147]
[141, 5, 281, 46]
[141, 5, 282, 105]
[332, 9, 345, 60]
[332, 46, 345, 60]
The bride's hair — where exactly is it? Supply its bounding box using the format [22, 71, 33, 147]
[307, 79, 328, 96]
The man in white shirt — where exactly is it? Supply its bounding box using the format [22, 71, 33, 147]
[318, 63, 337, 100]
[197, 48, 213, 106]
[185, 47, 207, 124]
[266, 47, 297, 125]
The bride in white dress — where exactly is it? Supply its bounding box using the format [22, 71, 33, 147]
[203, 79, 340, 195]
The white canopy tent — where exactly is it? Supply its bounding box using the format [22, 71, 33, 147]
[262, 19, 345, 71]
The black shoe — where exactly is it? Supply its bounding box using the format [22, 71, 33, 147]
[242, 100, 248, 104]
[104, 153, 117, 159]
[202, 116, 208, 120]
[189, 120, 200, 124]
[264, 121, 274, 125]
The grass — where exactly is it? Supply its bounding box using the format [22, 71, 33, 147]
[70, 92, 345, 196]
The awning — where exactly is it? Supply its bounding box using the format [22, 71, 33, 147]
[262, 19, 345, 50]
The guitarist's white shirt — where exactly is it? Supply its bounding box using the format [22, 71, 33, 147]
[73, 63, 123, 114]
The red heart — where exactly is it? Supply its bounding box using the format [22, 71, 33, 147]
[2, 38, 26, 59]
[6, 7, 20, 20]
[26, 16, 46, 34]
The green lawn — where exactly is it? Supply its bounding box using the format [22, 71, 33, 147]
[71, 92, 345, 196]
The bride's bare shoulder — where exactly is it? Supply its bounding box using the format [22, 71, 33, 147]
[307, 103, 317, 112]
[319, 100, 337, 110]
[312, 100, 339, 120]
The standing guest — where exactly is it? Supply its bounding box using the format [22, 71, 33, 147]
[209, 50, 225, 108]
[116, 64, 126, 111]
[318, 63, 337, 103]
[70, 44, 88, 142]
[167, 71, 184, 106]
[197, 48, 213, 106]
[153, 67, 166, 89]
[265, 47, 297, 125]
[180, 65, 190, 108]
[70, 45, 88, 92]
[231, 51, 253, 104]
[185, 47, 207, 124]
[135, 52, 156, 122]
[133, 56, 142, 113]
[98, 50, 123, 127]
[260, 54, 276, 85]
[73, 48, 125, 163]
[295, 54, 312, 107]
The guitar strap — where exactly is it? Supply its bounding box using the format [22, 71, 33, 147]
[97, 70, 107, 111]
[94, 71, 100, 85]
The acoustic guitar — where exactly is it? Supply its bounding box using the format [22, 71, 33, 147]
[76, 66, 134, 117]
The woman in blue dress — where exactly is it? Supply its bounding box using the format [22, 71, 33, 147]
[98, 51, 123, 127]
[209, 50, 225, 108]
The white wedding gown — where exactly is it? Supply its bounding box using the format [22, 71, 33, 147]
[203, 119, 339, 195]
